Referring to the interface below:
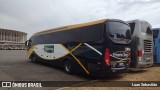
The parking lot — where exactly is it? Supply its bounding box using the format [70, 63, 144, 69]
[0, 50, 90, 90]
[0, 50, 89, 81]
[0, 50, 160, 90]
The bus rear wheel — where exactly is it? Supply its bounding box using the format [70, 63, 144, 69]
[64, 60, 73, 74]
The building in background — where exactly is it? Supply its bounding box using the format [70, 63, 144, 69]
[0, 28, 27, 50]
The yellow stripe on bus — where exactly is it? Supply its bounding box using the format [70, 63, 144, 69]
[27, 43, 90, 74]
[27, 45, 36, 58]
[61, 43, 90, 75]
[32, 19, 107, 37]
[70, 43, 82, 52]
[114, 52, 130, 63]
[69, 52, 90, 74]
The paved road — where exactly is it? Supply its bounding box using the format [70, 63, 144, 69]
[0, 50, 89, 81]
[1, 50, 159, 90]
[0, 50, 90, 89]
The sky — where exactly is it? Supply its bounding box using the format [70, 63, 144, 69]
[0, 0, 160, 38]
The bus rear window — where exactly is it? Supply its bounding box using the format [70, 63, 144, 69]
[153, 30, 159, 38]
[108, 21, 131, 44]
[141, 22, 152, 35]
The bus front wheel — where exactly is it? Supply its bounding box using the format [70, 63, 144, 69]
[31, 55, 37, 63]
[64, 60, 73, 74]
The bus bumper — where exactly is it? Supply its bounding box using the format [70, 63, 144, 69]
[137, 63, 153, 68]
[88, 64, 128, 77]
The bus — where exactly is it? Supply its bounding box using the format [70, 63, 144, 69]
[127, 20, 153, 71]
[25, 19, 131, 77]
[152, 28, 160, 64]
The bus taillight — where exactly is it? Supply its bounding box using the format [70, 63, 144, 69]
[138, 50, 142, 57]
[104, 48, 110, 66]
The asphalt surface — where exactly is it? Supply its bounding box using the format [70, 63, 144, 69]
[0, 50, 89, 90]
[0, 50, 159, 90]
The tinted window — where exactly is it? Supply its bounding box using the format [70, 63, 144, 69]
[32, 24, 104, 45]
[129, 22, 135, 35]
[141, 22, 152, 35]
[146, 27, 152, 35]
[153, 30, 159, 38]
[108, 21, 131, 44]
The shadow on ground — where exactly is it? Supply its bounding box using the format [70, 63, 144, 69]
[28, 60, 125, 81]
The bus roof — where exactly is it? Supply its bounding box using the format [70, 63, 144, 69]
[152, 28, 160, 30]
[127, 19, 148, 23]
[127, 19, 152, 26]
[32, 19, 107, 37]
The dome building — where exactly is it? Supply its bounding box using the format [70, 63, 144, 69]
[0, 28, 27, 50]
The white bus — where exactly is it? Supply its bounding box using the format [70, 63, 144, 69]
[127, 20, 153, 71]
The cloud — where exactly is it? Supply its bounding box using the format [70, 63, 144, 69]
[0, 0, 160, 38]
[0, 12, 31, 31]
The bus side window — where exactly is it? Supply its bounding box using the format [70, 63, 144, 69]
[64, 42, 79, 48]
[68, 42, 79, 47]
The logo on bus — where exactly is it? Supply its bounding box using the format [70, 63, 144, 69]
[110, 51, 130, 60]
[44, 45, 54, 53]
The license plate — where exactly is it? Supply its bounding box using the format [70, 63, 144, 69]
[125, 48, 130, 51]
[119, 62, 125, 66]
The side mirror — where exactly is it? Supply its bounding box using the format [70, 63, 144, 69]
[25, 40, 29, 46]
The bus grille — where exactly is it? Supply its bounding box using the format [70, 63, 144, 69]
[143, 40, 152, 53]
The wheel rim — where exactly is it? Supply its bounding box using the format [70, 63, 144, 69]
[65, 62, 71, 72]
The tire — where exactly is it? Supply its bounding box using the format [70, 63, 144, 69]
[31, 55, 37, 63]
[64, 60, 73, 74]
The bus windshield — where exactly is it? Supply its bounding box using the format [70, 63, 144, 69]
[108, 21, 131, 44]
